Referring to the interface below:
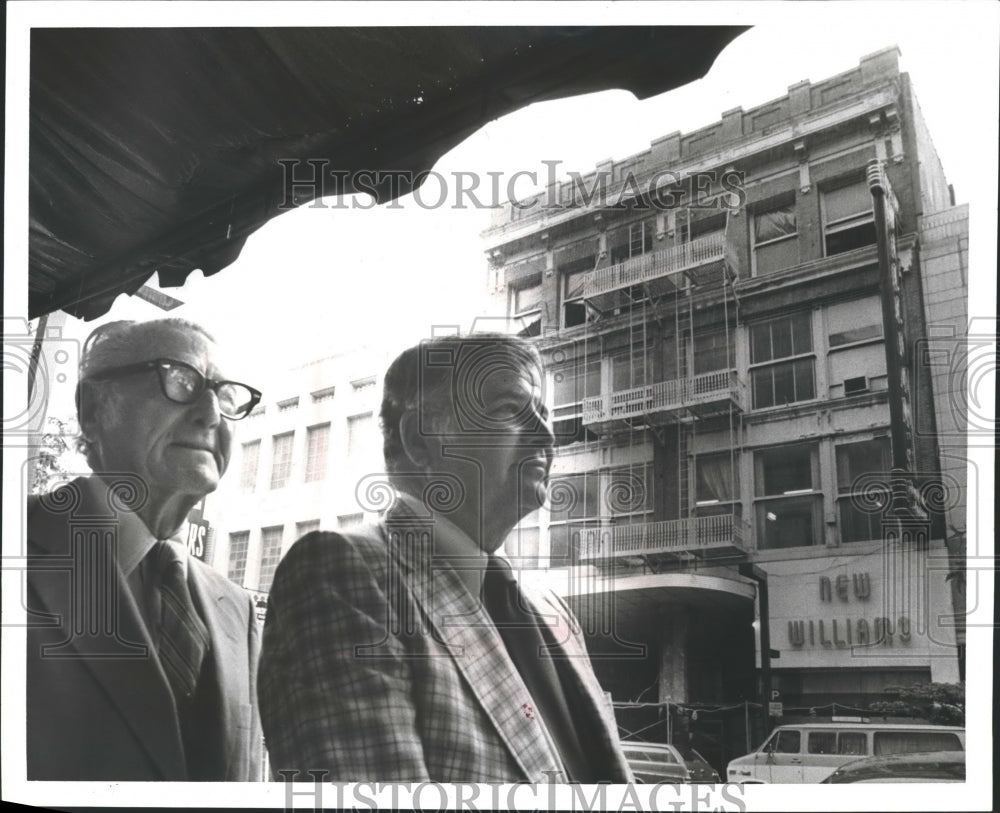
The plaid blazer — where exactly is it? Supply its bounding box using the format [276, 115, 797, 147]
[258, 504, 632, 783]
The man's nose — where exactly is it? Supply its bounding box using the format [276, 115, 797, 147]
[527, 410, 555, 447]
[190, 386, 223, 428]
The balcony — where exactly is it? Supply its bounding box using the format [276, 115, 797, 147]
[577, 514, 748, 561]
[582, 369, 745, 429]
[582, 231, 727, 312]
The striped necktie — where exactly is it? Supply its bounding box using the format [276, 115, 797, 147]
[153, 540, 210, 703]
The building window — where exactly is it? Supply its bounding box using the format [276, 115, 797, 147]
[754, 444, 822, 549]
[612, 347, 654, 390]
[678, 211, 726, 243]
[753, 199, 798, 275]
[258, 525, 284, 593]
[560, 256, 596, 329]
[512, 279, 543, 336]
[827, 296, 887, 398]
[269, 432, 294, 489]
[239, 440, 260, 493]
[248, 404, 265, 419]
[347, 412, 375, 458]
[296, 519, 321, 538]
[277, 397, 299, 412]
[548, 466, 652, 565]
[227, 531, 249, 586]
[548, 470, 601, 566]
[750, 312, 815, 409]
[822, 178, 876, 256]
[311, 386, 336, 403]
[693, 327, 735, 374]
[836, 437, 891, 543]
[552, 358, 602, 445]
[609, 220, 654, 264]
[562, 269, 589, 328]
[553, 359, 601, 417]
[337, 513, 364, 529]
[827, 296, 884, 348]
[304, 423, 330, 483]
[695, 452, 740, 517]
[608, 465, 653, 520]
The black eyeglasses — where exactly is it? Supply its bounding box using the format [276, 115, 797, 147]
[87, 358, 262, 420]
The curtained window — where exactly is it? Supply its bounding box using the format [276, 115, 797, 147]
[753, 199, 798, 275]
[695, 452, 740, 517]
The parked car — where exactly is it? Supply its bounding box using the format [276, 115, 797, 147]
[726, 722, 965, 783]
[621, 742, 721, 783]
[820, 750, 965, 783]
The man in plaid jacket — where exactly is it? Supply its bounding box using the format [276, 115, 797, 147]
[258, 334, 632, 782]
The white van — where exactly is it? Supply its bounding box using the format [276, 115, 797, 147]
[726, 723, 965, 784]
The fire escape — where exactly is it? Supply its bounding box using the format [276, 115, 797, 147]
[572, 211, 750, 571]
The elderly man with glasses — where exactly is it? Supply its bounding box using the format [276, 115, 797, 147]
[25, 318, 264, 781]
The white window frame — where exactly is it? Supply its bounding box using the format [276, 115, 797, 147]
[821, 177, 876, 257]
[754, 443, 823, 550]
[269, 432, 295, 490]
[835, 435, 891, 544]
[751, 198, 798, 276]
[304, 422, 330, 483]
[749, 312, 817, 410]
[257, 525, 284, 592]
[239, 440, 260, 493]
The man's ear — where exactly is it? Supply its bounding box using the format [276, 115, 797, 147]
[76, 381, 100, 439]
[76, 380, 111, 448]
[398, 409, 438, 469]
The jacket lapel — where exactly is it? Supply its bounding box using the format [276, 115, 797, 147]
[385, 515, 566, 782]
[188, 562, 249, 780]
[27, 479, 186, 779]
[529, 589, 633, 782]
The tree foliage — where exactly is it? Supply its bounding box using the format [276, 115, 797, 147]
[868, 682, 965, 725]
[30, 416, 76, 495]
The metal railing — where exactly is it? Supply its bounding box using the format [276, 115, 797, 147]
[582, 370, 743, 425]
[583, 231, 726, 298]
[576, 514, 746, 559]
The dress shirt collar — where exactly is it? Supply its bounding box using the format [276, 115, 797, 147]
[394, 490, 487, 598]
[88, 475, 190, 577]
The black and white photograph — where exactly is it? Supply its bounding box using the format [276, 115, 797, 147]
[3, 2, 996, 810]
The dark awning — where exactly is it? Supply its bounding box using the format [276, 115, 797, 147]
[29, 26, 747, 320]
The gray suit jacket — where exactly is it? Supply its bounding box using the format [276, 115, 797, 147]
[258, 502, 632, 782]
[25, 478, 263, 781]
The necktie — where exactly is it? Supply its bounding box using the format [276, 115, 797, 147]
[481, 555, 596, 782]
[153, 540, 210, 704]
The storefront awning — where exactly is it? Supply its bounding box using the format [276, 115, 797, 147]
[28, 26, 747, 320]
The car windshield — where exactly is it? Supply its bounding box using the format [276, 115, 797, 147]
[672, 745, 709, 764]
[623, 745, 678, 763]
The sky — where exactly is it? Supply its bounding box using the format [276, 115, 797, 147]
[19, 2, 998, 424]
